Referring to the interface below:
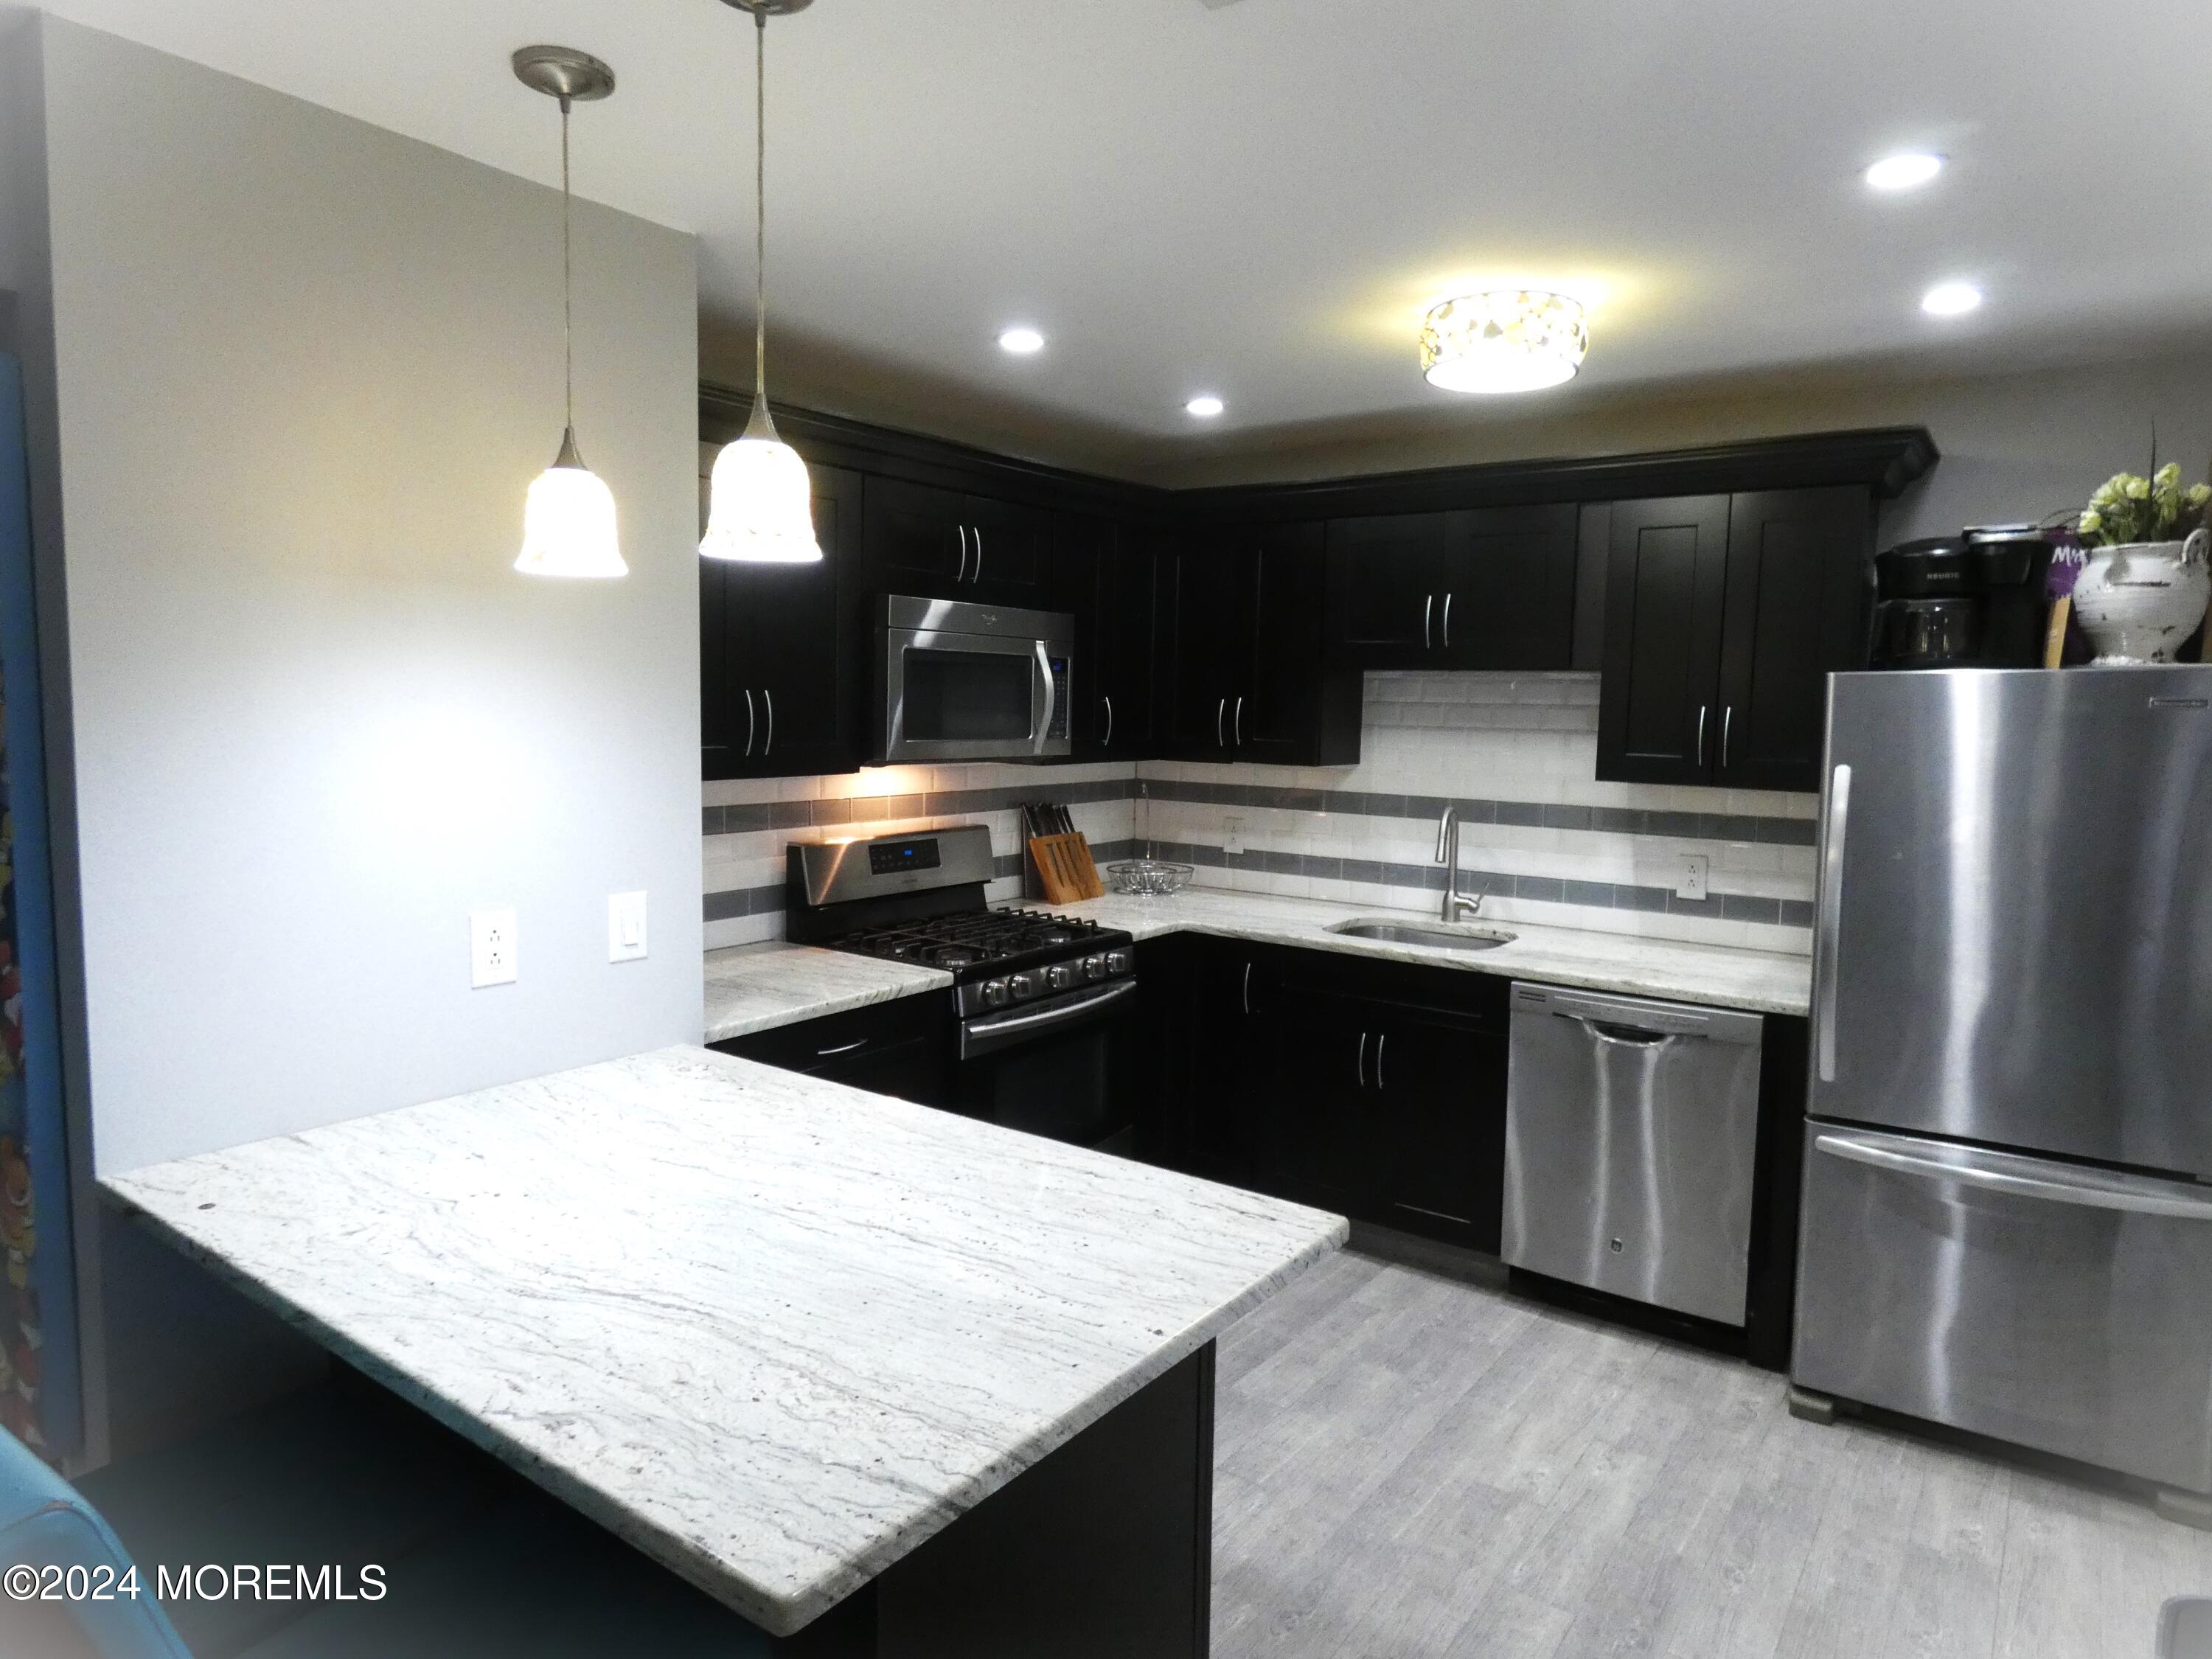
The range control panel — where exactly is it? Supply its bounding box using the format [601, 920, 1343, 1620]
[868, 837, 943, 877]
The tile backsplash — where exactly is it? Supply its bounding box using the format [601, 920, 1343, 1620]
[702, 671, 1815, 956]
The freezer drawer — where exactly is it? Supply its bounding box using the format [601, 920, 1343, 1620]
[1794, 1125, 2212, 1492]
[1503, 983, 1764, 1326]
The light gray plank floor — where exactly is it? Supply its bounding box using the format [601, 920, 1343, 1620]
[1213, 1250, 2212, 1659]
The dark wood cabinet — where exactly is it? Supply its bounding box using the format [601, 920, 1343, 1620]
[1367, 1004, 1507, 1253]
[1156, 524, 1360, 765]
[862, 475, 1049, 606]
[701, 462, 863, 781]
[1077, 524, 1161, 761]
[713, 993, 950, 1107]
[1141, 936, 1269, 1184]
[1596, 487, 1871, 793]
[1326, 505, 1581, 672]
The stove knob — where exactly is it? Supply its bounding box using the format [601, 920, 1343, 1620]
[1046, 964, 1077, 992]
[1104, 949, 1132, 976]
[1009, 971, 1040, 1002]
[980, 978, 1011, 1009]
[1082, 953, 1107, 981]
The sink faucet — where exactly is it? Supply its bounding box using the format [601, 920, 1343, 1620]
[1436, 804, 1486, 922]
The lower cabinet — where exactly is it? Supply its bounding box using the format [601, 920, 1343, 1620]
[1147, 937, 1509, 1254]
[712, 994, 952, 1107]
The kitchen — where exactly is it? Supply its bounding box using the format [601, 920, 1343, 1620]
[2, 2, 2210, 1656]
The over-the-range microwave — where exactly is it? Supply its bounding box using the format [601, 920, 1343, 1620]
[876, 594, 1072, 763]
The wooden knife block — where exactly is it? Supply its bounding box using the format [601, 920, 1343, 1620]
[1028, 834, 1104, 904]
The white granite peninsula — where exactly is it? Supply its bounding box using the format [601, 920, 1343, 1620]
[103, 1045, 1345, 1654]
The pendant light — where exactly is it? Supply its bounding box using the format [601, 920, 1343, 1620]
[1420, 291, 1590, 394]
[700, 0, 823, 564]
[512, 46, 627, 578]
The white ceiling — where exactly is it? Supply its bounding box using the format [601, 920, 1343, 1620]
[38, 0, 2212, 460]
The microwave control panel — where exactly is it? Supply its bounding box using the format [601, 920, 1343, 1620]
[1046, 657, 1070, 741]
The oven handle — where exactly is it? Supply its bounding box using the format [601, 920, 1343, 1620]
[961, 978, 1137, 1060]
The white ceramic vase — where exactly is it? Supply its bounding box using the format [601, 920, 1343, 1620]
[2071, 529, 2211, 664]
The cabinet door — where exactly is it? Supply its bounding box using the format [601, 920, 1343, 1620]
[863, 476, 970, 594]
[1596, 495, 1731, 785]
[1325, 514, 1450, 667]
[1091, 529, 1160, 759]
[962, 498, 1049, 605]
[1438, 504, 1581, 670]
[1714, 487, 1873, 794]
[1155, 540, 1241, 759]
[1237, 524, 1359, 766]
[1252, 986, 1374, 1215]
[1371, 1009, 1507, 1253]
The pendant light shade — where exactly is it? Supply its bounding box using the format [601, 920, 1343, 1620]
[1420, 291, 1590, 394]
[701, 1, 823, 564]
[512, 46, 626, 578]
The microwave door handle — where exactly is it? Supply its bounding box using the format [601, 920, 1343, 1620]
[1032, 638, 1057, 757]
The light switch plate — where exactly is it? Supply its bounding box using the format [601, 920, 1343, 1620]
[470, 909, 518, 988]
[608, 891, 648, 963]
[1676, 853, 1710, 901]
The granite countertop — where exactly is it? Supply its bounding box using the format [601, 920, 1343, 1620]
[1051, 889, 1812, 1016]
[102, 1046, 1344, 1636]
[705, 942, 950, 1044]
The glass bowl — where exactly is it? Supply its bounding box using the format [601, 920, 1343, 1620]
[1105, 859, 1196, 898]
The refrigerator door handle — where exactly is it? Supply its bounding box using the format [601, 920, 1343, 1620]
[1815, 762, 1851, 1082]
[1812, 1129, 2212, 1220]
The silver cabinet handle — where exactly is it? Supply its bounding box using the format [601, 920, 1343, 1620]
[1356, 1030, 1368, 1088]
[956, 524, 969, 585]
[742, 687, 757, 757]
[1441, 593, 1453, 650]
[1721, 705, 1733, 771]
[762, 687, 774, 757]
[1374, 1032, 1386, 1090]
[1216, 698, 1226, 748]
[814, 1039, 868, 1057]
[1814, 1128, 2212, 1220]
[971, 524, 984, 584]
[1816, 763, 1851, 1082]
[1696, 703, 1708, 767]
[1241, 960, 1252, 1015]
[1102, 694, 1114, 748]
[1424, 593, 1434, 650]
[1234, 695, 1245, 745]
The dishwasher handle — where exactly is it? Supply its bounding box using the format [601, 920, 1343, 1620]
[1512, 981, 1761, 1046]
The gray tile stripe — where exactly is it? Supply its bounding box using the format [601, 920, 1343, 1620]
[1138, 780, 1818, 847]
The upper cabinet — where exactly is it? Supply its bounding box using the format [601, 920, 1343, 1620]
[1077, 524, 1161, 761]
[1156, 524, 1361, 767]
[702, 461, 865, 781]
[1325, 504, 1581, 671]
[1596, 486, 1874, 793]
[861, 476, 1051, 608]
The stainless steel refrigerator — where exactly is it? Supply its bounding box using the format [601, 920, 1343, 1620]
[1793, 666, 2212, 1512]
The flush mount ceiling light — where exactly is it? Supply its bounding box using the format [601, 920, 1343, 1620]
[1921, 280, 1983, 316]
[1185, 395, 1225, 418]
[998, 327, 1045, 355]
[1864, 151, 1945, 192]
[1420, 291, 1589, 394]
[700, 0, 824, 565]
[512, 46, 626, 578]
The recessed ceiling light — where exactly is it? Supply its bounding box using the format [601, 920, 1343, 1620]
[1186, 395, 1225, 418]
[1921, 281, 1983, 317]
[1865, 152, 1945, 192]
[998, 327, 1045, 355]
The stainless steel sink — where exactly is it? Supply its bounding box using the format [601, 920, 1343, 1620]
[1326, 919, 1517, 952]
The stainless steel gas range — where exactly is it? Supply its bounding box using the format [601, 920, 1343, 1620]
[785, 826, 1139, 1152]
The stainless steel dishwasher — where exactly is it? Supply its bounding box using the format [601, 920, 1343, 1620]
[1503, 981, 1764, 1326]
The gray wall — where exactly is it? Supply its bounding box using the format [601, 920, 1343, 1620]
[32, 18, 704, 1177]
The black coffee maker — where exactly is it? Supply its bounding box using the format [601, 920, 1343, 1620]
[1871, 524, 2053, 668]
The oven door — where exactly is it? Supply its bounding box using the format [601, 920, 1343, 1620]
[957, 979, 1137, 1154]
[882, 623, 1068, 762]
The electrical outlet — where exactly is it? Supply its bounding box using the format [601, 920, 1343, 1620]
[1676, 854, 1710, 902]
[608, 891, 648, 963]
[1223, 815, 1245, 856]
[470, 909, 518, 988]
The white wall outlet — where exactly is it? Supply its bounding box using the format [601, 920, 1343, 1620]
[470, 909, 518, 988]
[608, 891, 648, 964]
[1223, 815, 1245, 856]
[1676, 853, 1710, 902]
